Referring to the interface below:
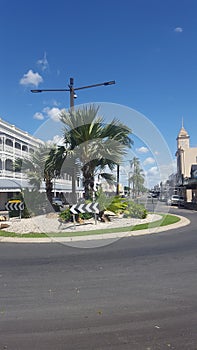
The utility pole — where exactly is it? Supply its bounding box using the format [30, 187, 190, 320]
[31, 78, 115, 203]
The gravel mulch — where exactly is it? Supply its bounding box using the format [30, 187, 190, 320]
[2, 213, 162, 234]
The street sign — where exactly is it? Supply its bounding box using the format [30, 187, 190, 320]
[70, 202, 99, 215]
[5, 201, 24, 211]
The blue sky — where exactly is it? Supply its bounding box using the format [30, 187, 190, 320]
[1, 0, 197, 187]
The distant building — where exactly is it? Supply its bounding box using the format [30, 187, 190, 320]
[0, 118, 45, 209]
[0, 117, 83, 210]
[176, 123, 197, 202]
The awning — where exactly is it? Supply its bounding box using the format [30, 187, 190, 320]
[0, 178, 37, 192]
[0, 178, 22, 192]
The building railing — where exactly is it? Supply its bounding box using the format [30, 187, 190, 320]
[0, 170, 26, 178]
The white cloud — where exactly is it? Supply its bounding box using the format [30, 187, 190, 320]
[174, 27, 183, 33]
[136, 146, 149, 154]
[144, 159, 176, 188]
[145, 166, 160, 188]
[43, 107, 62, 121]
[20, 70, 43, 87]
[146, 166, 159, 177]
[33, 112, 44, 120]
[46, 135, 64, 146]
[37, 52, 49, 71]
[33, 106, 64, 122]
[143, 157, 155, 166]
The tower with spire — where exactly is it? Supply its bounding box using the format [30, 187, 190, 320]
[176, 119, 190, 150]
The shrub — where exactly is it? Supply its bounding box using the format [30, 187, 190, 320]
[79, 212, 93, 220]
[123, 201, 147, 219]
[96, 190, 128, 214]
[107, 196, 128, 214]
[59, 208, 72, 222]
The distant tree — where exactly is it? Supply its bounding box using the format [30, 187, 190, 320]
[16, 145, 56, 203]
[129, 157, 145, 198]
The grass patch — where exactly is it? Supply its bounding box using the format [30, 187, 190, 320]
[0, 230, 48, 238]
[0, 214, 180, 238]
[132, 213, 180, 231]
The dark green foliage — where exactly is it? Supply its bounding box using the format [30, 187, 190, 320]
[96, 191, 147, 219]
[59, 208, 72, 222]
[106, 196, 128, 214]
[123, 201, 147, 219]
[79, 212, 93, 220]
[59, 206, 93, 222]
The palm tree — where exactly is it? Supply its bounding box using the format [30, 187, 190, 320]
[17, 144, 56, 203]
[129, 157, 145, 198]
[55, 105, 133, 201]
[48, 145, 80, 204]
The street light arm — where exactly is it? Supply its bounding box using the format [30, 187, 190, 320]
[31, 89, 70, 93]
[31, 80, 115, 93]
[74, 80, 116, 91]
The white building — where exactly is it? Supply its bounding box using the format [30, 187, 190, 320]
[176, 124, 197, 202]
[0, 117, 83, 210]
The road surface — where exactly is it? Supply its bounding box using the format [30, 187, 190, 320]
[0, 207, 197, 349]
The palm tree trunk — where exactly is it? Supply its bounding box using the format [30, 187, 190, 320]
[46, 179, 53, 204]
[71, 168, 77, 204]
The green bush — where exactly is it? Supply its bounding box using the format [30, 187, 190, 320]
[123, 201, 147, 219]
[59, 203, 94, 223]
[79, 212, 93, 220]
[58, 195, 147, 223]
[96, 190, 128, 214]
[59, 208, 72, 222]
[107, 196, 128, 214]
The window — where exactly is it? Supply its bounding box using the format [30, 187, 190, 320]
[5, 159, 13, 171]
[5, 138, 13, 147]
[22, 145, 28, 152]
[15, 142, 21, 150]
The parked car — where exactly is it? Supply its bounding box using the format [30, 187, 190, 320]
[52, 197, 64, 208]
[167, 195, 184, 206]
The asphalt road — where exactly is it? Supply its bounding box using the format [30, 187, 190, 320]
[0, 207, 197, 349]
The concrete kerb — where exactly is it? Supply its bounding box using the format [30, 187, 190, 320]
[0, 215, 190, 244]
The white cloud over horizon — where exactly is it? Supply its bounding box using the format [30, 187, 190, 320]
[144, 159, 176, 188]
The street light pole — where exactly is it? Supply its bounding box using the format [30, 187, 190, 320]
[116, 164, 120, 195]
[31, 78, 115, 109]
[69, 77, 75, 108]
[31, 77, 116, 204]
